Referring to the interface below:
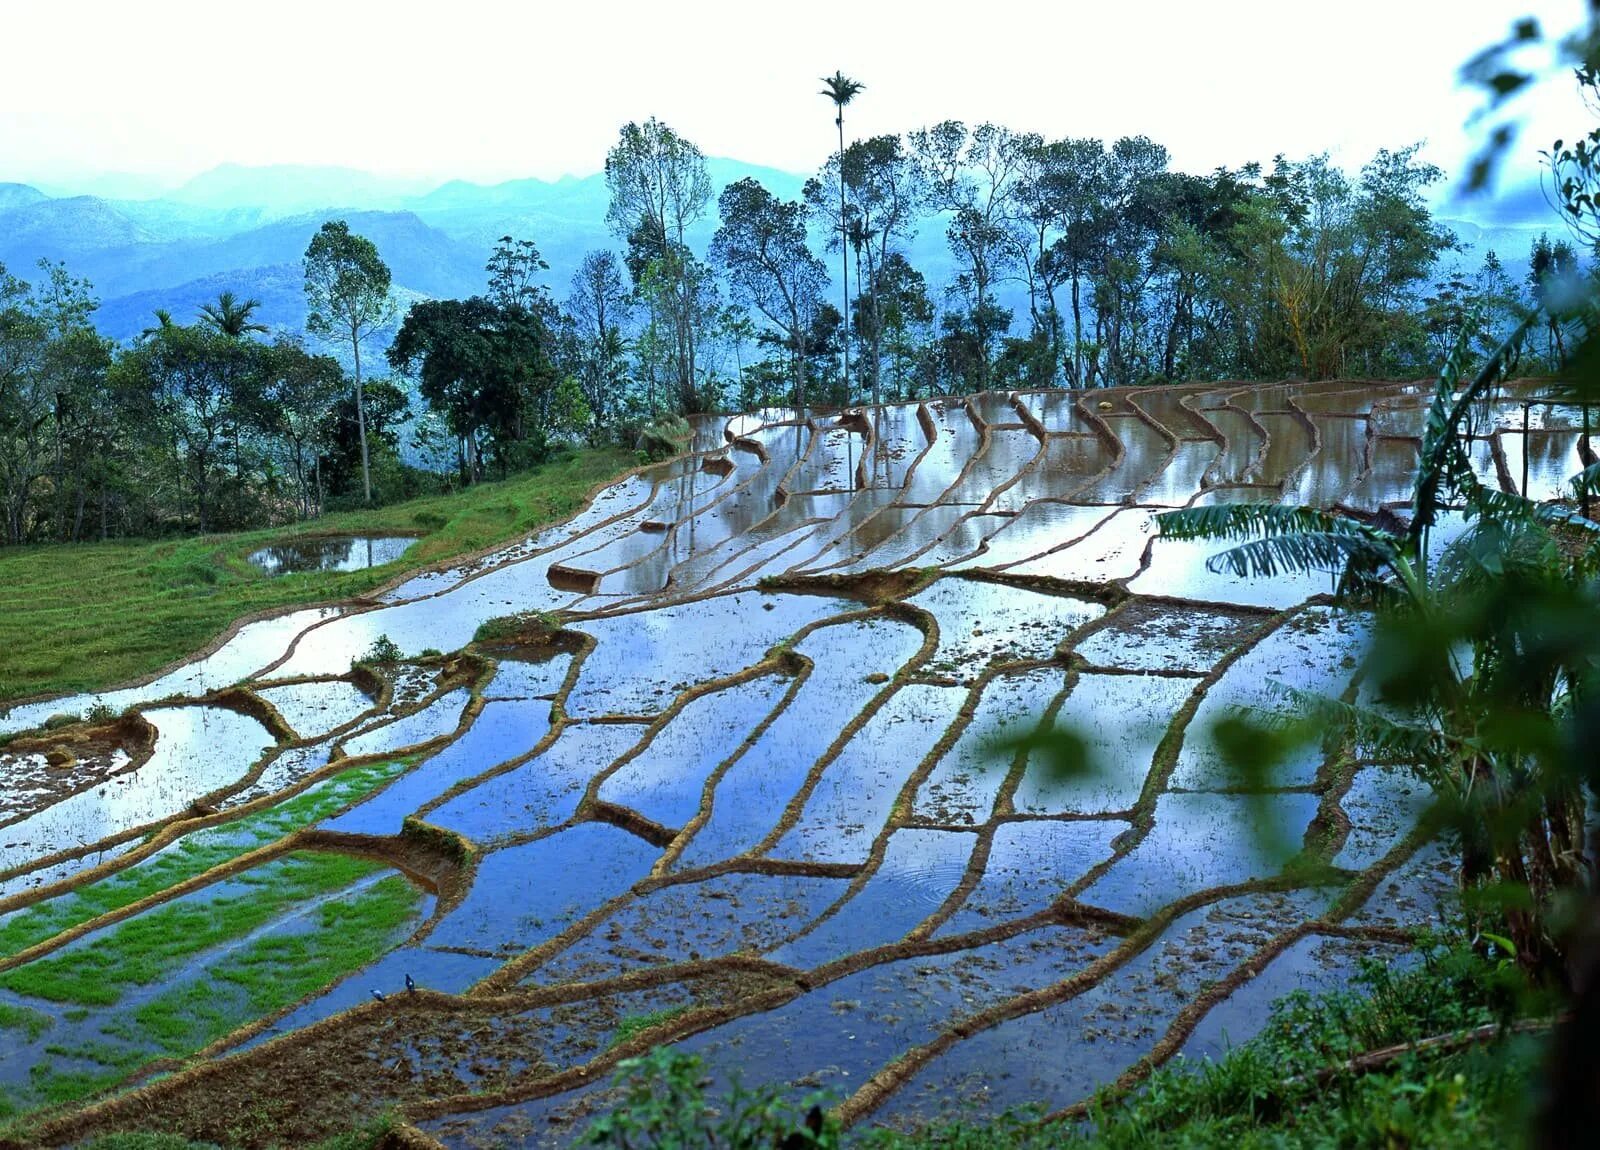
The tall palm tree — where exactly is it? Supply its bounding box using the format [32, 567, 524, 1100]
[820, 71, 864, 405]
[139, 309, 174, 342]
[198, 290, 268, 338]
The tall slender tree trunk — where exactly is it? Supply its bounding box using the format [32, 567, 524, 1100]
[977, 272, 990, 391]
[352, 326, 372, 504]
[837, 113, 850, 404]
[1070, 270, 1085, 388]
[866, 242, 883, 407]
[791, 302, 807, 411]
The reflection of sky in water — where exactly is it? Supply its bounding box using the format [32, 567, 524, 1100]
[1, 381, 1501, 1131]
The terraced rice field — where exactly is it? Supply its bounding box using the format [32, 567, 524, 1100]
[0, 379, 1583, 1148]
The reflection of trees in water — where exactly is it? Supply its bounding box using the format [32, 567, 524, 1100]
[247, 536, 411, 575]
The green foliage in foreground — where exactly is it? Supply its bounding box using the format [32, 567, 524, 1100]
[0, 757, 413, 962]
[584, 940, 1550, 1150]
[876, 949, 1545, 1149]
[586, 1045, 837, 1148]
[0, 446, 633, 704]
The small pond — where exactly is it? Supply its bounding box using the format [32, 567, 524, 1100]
[247, 535, 415, 576]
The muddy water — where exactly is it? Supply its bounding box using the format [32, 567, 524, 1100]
[0, 378, 1489, 1141]
[770, 683, 959, 865]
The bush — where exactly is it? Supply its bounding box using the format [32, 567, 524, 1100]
[353, 634, 403, 670]
[473, 611, 560, 644]
[583, 1049, 836, 1149]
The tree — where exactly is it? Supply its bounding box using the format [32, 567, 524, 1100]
[1528, 232, 1579, 368]
[1087, 135, 1171, 386]
[388, 295, 557, 481]
[711, 178, 830, 410]
[1028, 137, 1110, 387]
[808, 134, 924, 403]
[605, 119, 712, 413]
[0, 263, 53, 543]
[121, 321, 262, 532]
[260, 337, 344, 519]
[820, 71, 865, 399]
[567, 250, 632, 428]
[303, 220, 394, 504]
[320, 377, 409, 501]
[1223, 148, 1453, 380]
[910, 121, 1029, 390]
[486, 235, 550, 311]
[197, 291, 268, 339]
[869, 254, 936, 400]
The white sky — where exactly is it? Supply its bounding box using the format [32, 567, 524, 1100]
[2, 0, 1590, 206]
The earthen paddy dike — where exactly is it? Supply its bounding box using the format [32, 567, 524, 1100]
[0, 379, 1568, 1149]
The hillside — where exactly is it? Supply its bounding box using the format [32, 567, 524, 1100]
[0, 160, 1557, 347]
[0, 160, 931, 339]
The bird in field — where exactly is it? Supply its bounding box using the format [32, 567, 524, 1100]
[405, 973, 416, 995]
[370, 989, 386, 1003]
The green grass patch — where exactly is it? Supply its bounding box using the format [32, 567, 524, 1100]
[0, 757, 414, 962]
[609, 1005, 692, 1049]
[0, 447, 634, 704]
[472, 609, 562, 644]
[0, 873, 422, 1120]
[0, 852, 381, 1006]
[0, 1002, 52, 1041]
[120, 873, 419, 1055]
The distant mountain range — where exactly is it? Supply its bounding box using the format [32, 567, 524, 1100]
[0, 162, 1566, 344]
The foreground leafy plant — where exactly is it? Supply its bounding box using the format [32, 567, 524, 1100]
[1157, 314, 1600, 983]
[584, 1048, 838, 1149]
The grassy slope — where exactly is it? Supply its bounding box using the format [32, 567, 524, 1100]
[0, 447, 634, 705]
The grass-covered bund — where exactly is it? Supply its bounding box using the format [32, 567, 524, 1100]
[0, 446, 633, 706]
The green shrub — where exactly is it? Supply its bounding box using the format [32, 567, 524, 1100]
[473, 611, 560, 644]
[353, 634, 403, 670]
[584, 1049, 836, 1149]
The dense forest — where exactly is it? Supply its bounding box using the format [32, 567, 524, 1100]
[0, 113, 1582, 545]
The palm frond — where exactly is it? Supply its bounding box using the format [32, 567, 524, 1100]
[1156, 503, 1348, 544]
[1468, 483, 1600, 534]
[1410, 309, 1542, 554]
[819, 71, 865, 105]
[1570, 461, 1600, 501]
[1200, 529, 1396, 582]
[1265, 684, 1448, 765]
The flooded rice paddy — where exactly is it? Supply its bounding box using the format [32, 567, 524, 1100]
[0, 378, 1570, 1148]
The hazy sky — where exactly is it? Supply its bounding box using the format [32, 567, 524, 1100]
[3, 0, 1589, 207]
